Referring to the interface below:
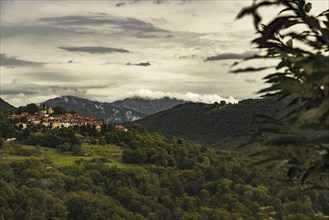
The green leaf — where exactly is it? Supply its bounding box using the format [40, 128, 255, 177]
[231, 66, 271, 73]
[286, 39, 293, 47]
[296, 99, 329, 124]
[269, 136, 307, 145]
[278, 8, 292, 15]
[304, 3, 312, 13]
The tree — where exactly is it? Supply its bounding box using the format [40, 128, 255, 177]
[57, 142, 71, 152]
[16, 103, 38, 115]
[71, 145, 82, 155]
[98, 137, 107, 146]
[53, 106, 68, 115]
[235, 0, 329, 187]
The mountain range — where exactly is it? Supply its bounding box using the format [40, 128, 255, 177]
[42, 96, 185, 122]
[2, 95, 291, 149]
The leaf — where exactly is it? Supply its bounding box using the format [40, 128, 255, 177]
[258, 85, 281, 94]
[269, 136, 307, 145]
[312, 135, 329, 145]
[261, 16, 299, 40]
[278, 8, 293, 15]
[301, 165, 325, 184]
[296, 99, 329, 124]
[231, 66, 271, 73]
[286, 39, 293, 47]
[304, 3, 312, 13]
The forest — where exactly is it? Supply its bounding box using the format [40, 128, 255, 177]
[1, 112, 329, 219]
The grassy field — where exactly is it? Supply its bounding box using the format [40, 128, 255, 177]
[0, 143, 128, 167]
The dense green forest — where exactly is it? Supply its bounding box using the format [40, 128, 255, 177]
[138, 97, 285, 149]
[1, 112, 329, 219]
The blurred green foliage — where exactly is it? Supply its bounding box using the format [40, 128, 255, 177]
[235, 0, 329, 187]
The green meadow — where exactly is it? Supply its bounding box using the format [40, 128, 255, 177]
[0, 143, 128, 168]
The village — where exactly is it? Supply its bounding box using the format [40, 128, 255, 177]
[7, 106, 128, 132]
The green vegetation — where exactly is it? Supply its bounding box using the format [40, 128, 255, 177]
[0, 142, 125, 167]
[234, 0, 329, 186]
[139, 98, 282, 148]
[1, 1, 328, 218]
[1, 124, 329, 219]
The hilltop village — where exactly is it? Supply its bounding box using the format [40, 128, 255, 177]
[7, 106, 127, 132]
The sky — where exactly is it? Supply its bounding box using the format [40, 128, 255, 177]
[1, 0, 327, 106]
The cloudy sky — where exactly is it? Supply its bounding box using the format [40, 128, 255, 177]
[1, 0, 326, 106]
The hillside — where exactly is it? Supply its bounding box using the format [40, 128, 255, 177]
[42, 96, 185, 122]
[1, 124, 328, 219]
[0, 98, 17, 113]
[138, 97, 284, 149]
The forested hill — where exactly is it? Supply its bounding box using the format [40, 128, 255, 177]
[1, 122, 328, 219]
[138, 96, 285, 149]
[0, 98, 17, 113]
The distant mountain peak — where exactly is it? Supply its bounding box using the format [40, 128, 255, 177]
[41, 95, 185, 122]
[0, 97, 17, 113]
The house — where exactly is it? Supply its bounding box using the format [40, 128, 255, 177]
[62, 122, 71, 128]
[15, 123, 28, 129]
[27, 115, 37, 122]
[51, 121, 62, 129]
[20, 112, 28, 116]
[42, 121, 51, 127]
[49, 115, 62, 120]
[115, 124, 128, 132]
[95, 124, 102, 133]
[31, 120, 41, 125]
[46, 107, 54, 115]
[6, 138, 16, 142]
[8, 114, 21, 120]
[38, 109, 47, 115]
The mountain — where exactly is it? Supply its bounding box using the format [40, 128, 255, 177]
[138, 96, 286, 149]
[0, 98, 17, 113]
[42, 96, 185, 122]
[111, 97, 186, 116]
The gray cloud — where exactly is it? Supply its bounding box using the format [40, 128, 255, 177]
[126, 62, 151, 66]
[0, 54, 45, 67]
[59, 46, 130, 54]
[24, 72, 77, 82]
[204, 51, 256, 61]
[116, 2, 125, 7]
[40, 15, 167, 34]
[1, 81, 111, 99]
[178, 54, 198, 59]
[116, 0, 190, 6]
[0, 25, 83, 38]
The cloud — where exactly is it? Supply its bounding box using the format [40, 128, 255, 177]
[116, 0, 190, 6]
[126, 62, 151, 66]
[178, 54, 198, 59]
[0, 80, 112, 106]
[204, 51, 256, 61]
[126, 89, 239, 104]
[23, 72, 77, 82]
[0, 54, 45, 67]
[59, 46, 129, 54]
[0, 25, 80, 38]
[40, 15, 167, 34]
[116, 2, 125, 7]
